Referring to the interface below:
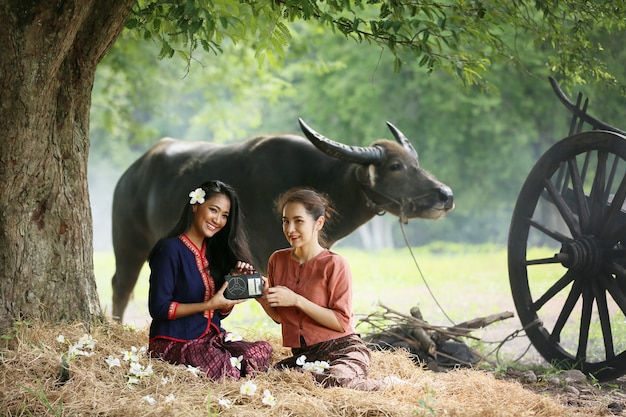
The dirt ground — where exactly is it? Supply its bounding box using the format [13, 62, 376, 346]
[497, 368, 626, 416]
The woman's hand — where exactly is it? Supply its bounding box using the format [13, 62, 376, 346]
[265, 285, 300, 308]
[265, 284, 344, 332]
[231, 260, 256, 275]
[169, 281, 243, 319]
[256, 276, 271, 305]
[208, 281, 245, 310]
[256, 277, 283, 323]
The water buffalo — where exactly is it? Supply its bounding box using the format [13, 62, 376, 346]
[111, 118, 454, 322]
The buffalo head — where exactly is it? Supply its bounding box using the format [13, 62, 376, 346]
[298, 118, 454, 223]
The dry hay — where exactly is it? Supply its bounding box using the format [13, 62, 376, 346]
[0, 321, 597, 416]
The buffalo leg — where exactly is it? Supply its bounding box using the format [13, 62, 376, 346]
[111, 252, 148, 322]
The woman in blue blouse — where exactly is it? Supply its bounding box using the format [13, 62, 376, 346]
[148, 180, 272, 380]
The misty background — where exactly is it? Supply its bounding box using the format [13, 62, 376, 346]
[87, 22, 626, 253]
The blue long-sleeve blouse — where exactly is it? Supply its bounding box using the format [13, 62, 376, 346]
[148, 235, 229, 342]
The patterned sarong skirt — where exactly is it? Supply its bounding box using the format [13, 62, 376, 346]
[149, 326, 272, 381]
[274, 333, 382, 390]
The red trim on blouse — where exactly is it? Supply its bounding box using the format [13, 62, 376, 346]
[167, 302, 179, 320]
[179, 234, 216, 321]
[149, 321, 221, 344]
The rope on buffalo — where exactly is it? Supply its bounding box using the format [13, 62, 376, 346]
[398, 221, 457, 326]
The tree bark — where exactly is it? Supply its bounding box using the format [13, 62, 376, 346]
[0, 1, 131, 332]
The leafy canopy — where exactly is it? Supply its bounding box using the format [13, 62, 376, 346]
[128, 0, 626, 88]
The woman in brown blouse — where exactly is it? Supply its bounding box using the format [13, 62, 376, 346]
[258, 187, 386, 390]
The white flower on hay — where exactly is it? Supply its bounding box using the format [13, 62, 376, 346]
[189, 188, 206, 205]
[262, 389, 276, 406]
[105, 355, 121, 369]
[129, 361, 144, 376]
[164, 393, 175, 403]
[302, 360, 330, 374]
[122, 346, 140, 362]
[61, 333, 97, 359]
[74, 349, 95, 357]
[127, 376, 139, 385]
[240, 380, 257, 396]
[67, 344, 79, 357]
[139, 363, 154, 378]
[230, 355, 243, 370]
[296, 355, 307, 366]
[161, 377, 170, 385]
[186, 365, 202, 377]
[218, 398, 232, 409]
[225, 332, 243, 342]
[128, 362, 153, 379]
[77, 334, 97, 350]
[142, 395, 157, 406]
[66, 344, 85, 359]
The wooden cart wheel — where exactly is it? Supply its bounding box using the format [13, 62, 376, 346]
[508, 130, 626, 381]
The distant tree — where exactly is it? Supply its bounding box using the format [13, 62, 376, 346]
[2, 1, 625, 330]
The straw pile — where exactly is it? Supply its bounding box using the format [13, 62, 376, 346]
[0, 321, 598, 416]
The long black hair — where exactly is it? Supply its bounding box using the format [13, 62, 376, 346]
[149, 180, 254, 287]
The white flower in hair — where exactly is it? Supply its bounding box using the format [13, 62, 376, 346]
[189, 188, 206, 205]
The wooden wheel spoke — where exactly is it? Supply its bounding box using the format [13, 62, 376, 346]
[598, 269, 626, 316]
[550, 279, 583, 342]
[528, 218, 571, 243]
[601, 174, 626, 238]
[532, 270, 575, 310]
[591, 280, 615, 359]
[604, 224, 626, 247]
[603, 154, 620, 204]
[568, 157, 591, 233]
[526, 255, 561, 266]
[555, 162, 568, 194]
[544, 179, 582, 237]
[609, 260, 626, 290]
[576, 285, 594, 362]
[589, 150, 608, 232]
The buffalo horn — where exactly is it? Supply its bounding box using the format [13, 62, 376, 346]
[298, 118, 384, 165]
[386, 121, 418, 160]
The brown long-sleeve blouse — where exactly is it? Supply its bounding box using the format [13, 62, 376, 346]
[267, 248, 356, 348]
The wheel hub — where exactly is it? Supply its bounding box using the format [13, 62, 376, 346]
[559, 235, 603, 274]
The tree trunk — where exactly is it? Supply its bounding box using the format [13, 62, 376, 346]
[0, 1, 131, 332]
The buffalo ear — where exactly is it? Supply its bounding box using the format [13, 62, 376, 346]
[355, 165, 376, 188]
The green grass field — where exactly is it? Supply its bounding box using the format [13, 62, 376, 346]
[94, 243, 626, 367]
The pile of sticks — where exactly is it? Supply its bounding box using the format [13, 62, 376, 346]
[360, 304, 514, 370]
